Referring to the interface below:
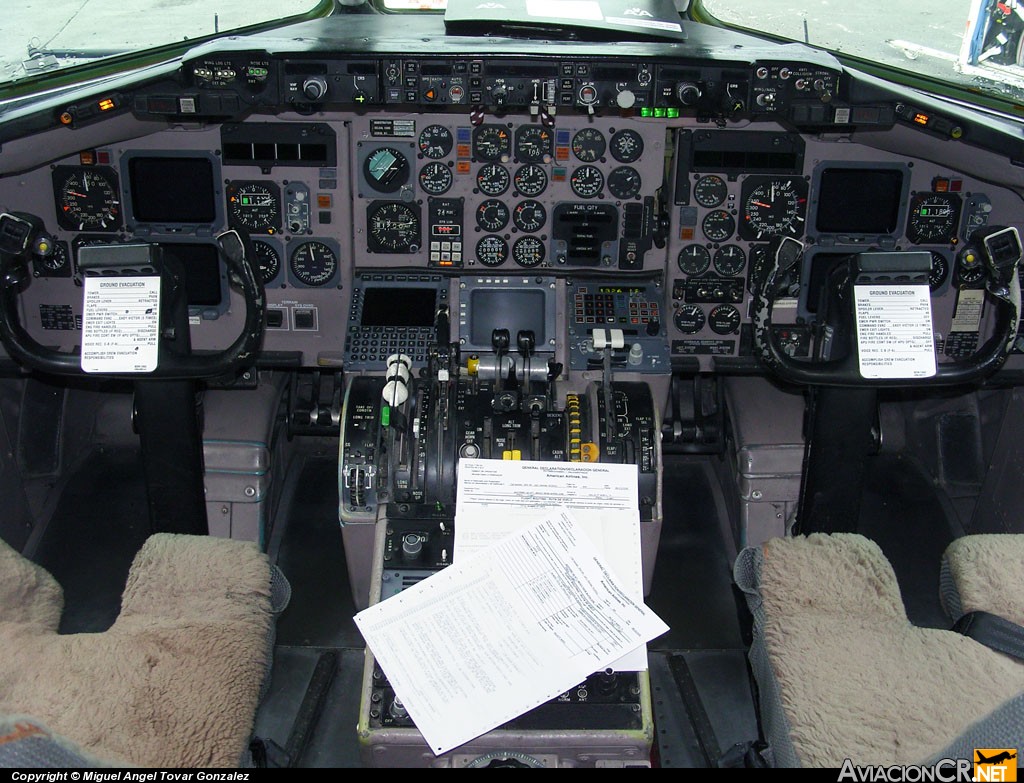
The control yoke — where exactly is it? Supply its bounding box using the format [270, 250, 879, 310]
[0, 212, 266, 379]
[751, 229, 1021, 387]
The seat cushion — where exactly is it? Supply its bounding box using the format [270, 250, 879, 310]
[736, 533, 1024, 767]
[941, 534, 1024, 626]
[0, 533, 275, 767]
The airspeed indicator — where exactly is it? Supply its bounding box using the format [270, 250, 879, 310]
[739, 177, 808, 241]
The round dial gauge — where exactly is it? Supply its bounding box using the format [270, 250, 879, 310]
[419, 162, 453, 195]
[571, 166, 604, 199]
[477, 164, 511, 196]
[367, 202, 420, 253]
[38, 241, 70, 275]
[513, 200, 547, 233]
[929, 251, 950, 291]
[677, 244, 711, 276]
[418, 125, 454, 159]
[289, 241, 337, 286]
[702, 210, 735, 242]
[693, 175, 728, 208]
[571, 128, 606, 162]
[608, 166, 642, 200]
[708, 304, 741, 335]
[476, 235, 509, 267]
[363, 147, 410, 193]
[674, 304, 706, 334]
[907, 192, 962, 245]
[227, 181, 280, 233]
[476, 199, 510, 232]
[956, 246, 985, 287]
[473, 125, 511, 161]
[54, 166, 121, 231]
[514, 126, 553, 163]
[713, 244, 747, 276]
[252, 239, 281, 284]
[512, 236, 546, 267]
[740, 177, 807, 240]
[610, 129, 644, 163]
[514, 164, 547, 197]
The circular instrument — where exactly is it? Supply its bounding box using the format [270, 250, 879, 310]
[418, 125, 454, 159]
[514, 126, 553, 163]
[473, 124, 512, 161]
[609, 129, 644, 163]
[227, 181, 280, 233]
[419, 162, 453, 195]
[702, 210, 735, 242]
[607, 166, 642, 199]
[363, 147, 410, 193]
[677, 244, 712, 276]
[674, 304, 706, 334]
[740, 177, 807, 240]
[713, 244, 747, 276]
[571, 128, 606, 163]
[476, 235, 509, 267]
[512, 236, 545, 267]
[477, 164, 511, 196]
[693, 175, 728, 208]
[906, 192, 962, 245]
[53, 166, 121, 232]
[571, 166, 604, 199]
[512, 200, 547, 233]
[289, 241, 337, 286]
[476, 199, 510, 232]
[367, 201, 420, 253]
[252, 239, 281, 284]
[708, 304, 741, 334]
[514, 164, 548, 197]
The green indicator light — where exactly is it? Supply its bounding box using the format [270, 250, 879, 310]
[653, 107, 667, 118]
[667, 107, 680, 118]
[381, 405, 390, 427]
[640, 107, 653, 117]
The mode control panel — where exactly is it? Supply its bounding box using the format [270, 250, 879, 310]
[566, 278, 670, 373]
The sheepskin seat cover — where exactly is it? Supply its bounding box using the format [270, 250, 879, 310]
[0, 533, 275, 767]
[752, 534, 1024, 767]
[942, 534, 1024, 626]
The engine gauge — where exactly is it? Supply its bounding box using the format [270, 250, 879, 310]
[702, 210, 735, 242]
[419, 162, 453, 195]
[608, 166, 642, 200]
[928, 251, 950, 291]
[513, 164, 547, 197]
[571, 166, 604, 199]
[609, 129, 644, 163]
[571, 128, 606, 162]
[252, 239, 281, 284]
[513, 200, 547, 233]
[477, 163, 511, 196]
[674, 304, 706, 334]
[476, 235, 509, 267]
[677, 244, 711, 276]
[418, 125, 454, 159]
[367, 201, 420, 253]
[53, 166, 121, 232]
[476, 199, 510, 232]
[363, 147, 410, 193]
[473, 125, 511, 161]
[739, 177, 808, 240]
[713, 245, 747, 277]
[289, 241, 337, 286]
[693, 175, 728, 208]
[227, 181, 281, 233]
[512, 236, 546, 267]
[906, 192, 962, 245]
[514, 126, 552, 163]
[709, 304, 741, 334]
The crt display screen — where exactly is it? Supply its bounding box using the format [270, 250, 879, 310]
[129, 157, 217, 224]
[815, 168, 903, 234]
[468, 289, 547, 348]
[160, 243, 222, 307]
[360, 288, 438, 327]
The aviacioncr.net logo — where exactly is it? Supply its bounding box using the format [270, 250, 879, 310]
[973, 749, 1017, 782]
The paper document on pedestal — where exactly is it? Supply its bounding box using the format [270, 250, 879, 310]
[354, 508, 669, 756]
[455, 458, 648, 670]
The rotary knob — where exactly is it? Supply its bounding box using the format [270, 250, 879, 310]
[676, 82, 701, 106]
[302, 76, 328, 101]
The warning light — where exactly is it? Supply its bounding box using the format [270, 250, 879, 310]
[59, 112, 73, 126]
[79, 150, 96, 166]
[98, 97, 116, 112]
[933, 178, 950, 192]
[913, 112, 930, 126]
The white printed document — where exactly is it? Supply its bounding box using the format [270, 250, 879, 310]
[354, 508, 669, 756]
[455, 458, 647, 670]
[81, 276, 160, 373]
[854, 284, 936, 379]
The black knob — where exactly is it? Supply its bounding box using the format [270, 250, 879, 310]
[302, 76, 328, 101]
[645, 318, 661, 337]
[491, 85, 508, 106]
[676, 82, 701, 106]
[491, 328, 510, 352]
[517, 330, 535, 356]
